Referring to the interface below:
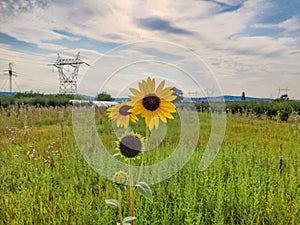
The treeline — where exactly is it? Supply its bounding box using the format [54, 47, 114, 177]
[196, 100, 300, 121]
[0, 92, 74, 108]
[1, 92, 300, 122]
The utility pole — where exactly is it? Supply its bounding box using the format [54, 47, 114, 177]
[2, 62, 17, 92]
[49, 52, 90, 94]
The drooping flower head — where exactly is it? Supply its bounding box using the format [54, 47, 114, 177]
[119, 135, 142, 158]
[129, 77, 177, 130]
[107, 101, 138, 128]
[114, 132, 144, 160]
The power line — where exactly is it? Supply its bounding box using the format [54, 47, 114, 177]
[13, 78, 21, 92]
[0, 79, 8, 91]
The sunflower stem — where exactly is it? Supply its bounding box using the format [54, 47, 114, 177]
[128, 159, 135, 225]
[136, 128, 148, 183]
[118, 188, 123, 225]
[136, 158, 144, 183]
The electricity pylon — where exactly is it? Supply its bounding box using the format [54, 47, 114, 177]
[2, 62, 17, 92]
[276, 87, 289, 98]
[50, 52, 89, 94]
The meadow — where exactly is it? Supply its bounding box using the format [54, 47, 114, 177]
[0, 105, 299, 224]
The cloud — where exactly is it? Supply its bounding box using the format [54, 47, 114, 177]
[253, 16, 300, 32]
[0, 0, 299, 98]
[0, 0, 49, 19]
[290, 51, 300, 55]
[204, 0, 243, 13]
[136, 17, 195, 35]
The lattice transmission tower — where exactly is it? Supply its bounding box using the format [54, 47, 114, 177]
[276, 87, 289, 98]
[50, 52, 89, 94]
[2, 62, 17, 92]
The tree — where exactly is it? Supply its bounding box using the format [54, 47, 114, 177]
[96, 92, 113, 101]
[241, 91, 246, 101]
[172, 87, 183, 103]
[280, 94, 289, 101]
[275, 94, 290, 102]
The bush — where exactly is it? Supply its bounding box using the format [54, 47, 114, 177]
[96, 92, 113, 101]
[0, 92, 73, 108]
[224, 100, 300, 122]
[278, 104, 293, 122]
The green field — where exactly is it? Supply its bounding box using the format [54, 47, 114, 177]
[0, 106, 299, 224]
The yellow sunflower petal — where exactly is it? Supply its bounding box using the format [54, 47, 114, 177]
[116, 117, 121, 127]
[129, 88, 143, 98]
[131, 101, 143, 115]
[130, 113, 138, 123]
[148, 120, 154, 130]
[141, 80, 148, 93]
[123, 116, 130, 128]
[119, 116, 124, 127]
[154, 117, 160, 129]
[164, 112, 174, 119]
[160, 101, 176, 111]
[158, 87, 173, 98]
[163, 94, 177, 102]
[156, 110, 167, 123]
[139, 80, 148, 95]
[149, 116, 159, 130]
[148, 77, 155, 93]
[156, 80, 165, 94]
[144, 110, 152, 127]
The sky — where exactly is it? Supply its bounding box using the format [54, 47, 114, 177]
[0, 0, 299, 99]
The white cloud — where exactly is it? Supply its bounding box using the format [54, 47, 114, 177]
[0, 0, 299, 98]
[279, 17, 300, 32]
[254, 16, 300, 32]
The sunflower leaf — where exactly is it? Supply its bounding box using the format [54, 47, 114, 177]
[105, 199, 119, 208]
[117, 184, 126, 193]
[123, 216, 136, 223]
[135, 181, 152, 202]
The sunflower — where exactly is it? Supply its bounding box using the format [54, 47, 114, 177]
[115, 133, 144, 159]
[107, 101, 138, 128]
[129, 77, 177, 130]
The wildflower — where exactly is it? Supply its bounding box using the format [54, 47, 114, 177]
[129, 77, 177, 130]
[107, 101, 138, 128]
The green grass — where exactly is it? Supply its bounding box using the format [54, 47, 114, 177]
[0, 106, 299, 224]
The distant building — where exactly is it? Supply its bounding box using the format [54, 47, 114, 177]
[70, 100, 117, 108]
[92, 101, 117, 108]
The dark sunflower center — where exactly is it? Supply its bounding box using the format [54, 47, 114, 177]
[142, 94, 160, 111]
[119, 105, 131, 116]
[120, 135, 142, 158]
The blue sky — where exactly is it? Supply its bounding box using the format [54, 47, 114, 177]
[0, 0, 299, 99]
